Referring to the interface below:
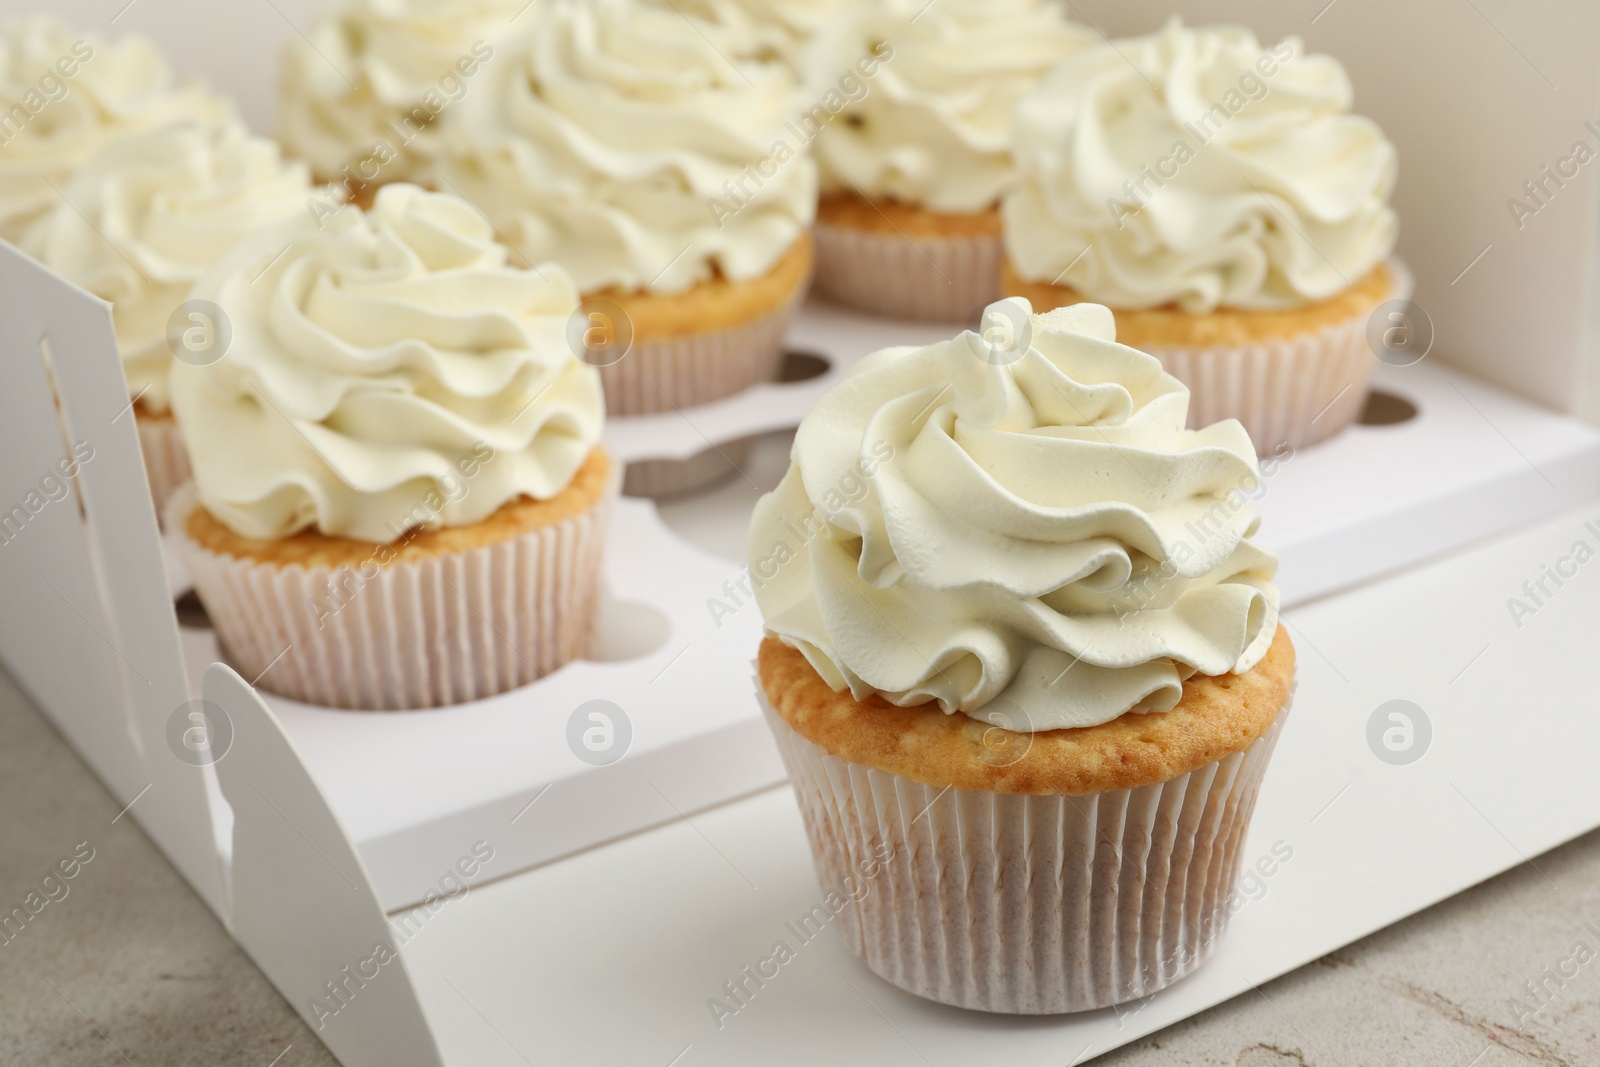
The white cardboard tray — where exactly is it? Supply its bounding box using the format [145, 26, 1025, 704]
[390, 495, 1600, 1062]
[8, 235, 1598, 1066]
[206, 495, 1600, 1066]
[171, 303, 1600, 913]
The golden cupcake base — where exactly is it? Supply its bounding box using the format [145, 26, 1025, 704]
[1002, 261, 1409, 453]
[812, 194, 1001, 322]
[758, 627, 1295, 1013]
[595, 237, 812, 497]
[134, 405, 190, 522]
[171, 448, 616, 711]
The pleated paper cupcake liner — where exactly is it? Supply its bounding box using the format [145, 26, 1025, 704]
[135, 409, 191, 524]
[761, 683, 1294, 1014]
[599, 297, 798, 418]
[166, 473, 616, 711]
[1148, 259, 1413, 454]
[622, 435, 756, 500]
[812, 221, 1001, 323]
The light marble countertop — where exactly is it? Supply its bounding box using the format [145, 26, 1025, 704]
[2, 664, 1596, 1067]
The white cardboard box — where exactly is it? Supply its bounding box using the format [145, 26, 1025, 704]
[4, 1, 1600, 1064]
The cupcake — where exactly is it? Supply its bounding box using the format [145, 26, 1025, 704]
[168, 185, 611, 711]
[24, 121, 311, 516]
[751, 297, 1293, 1012]
[277, 0, 524, 195]
[1001, 19, 1404, 452]
[438, 0, 815, 496]
[803, 0, 1091, 322]
[0, 16, 232, 243]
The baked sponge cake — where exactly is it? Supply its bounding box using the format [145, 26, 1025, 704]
[1001, 19, 1405, 453]
[749, 297, 1294, 1012]
[169, 186, 612, 711]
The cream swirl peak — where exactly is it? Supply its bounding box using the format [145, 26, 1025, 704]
[26, 121, 311, 414]
[0, 16, 233, 242]
[279, 0, 516, 183]
[749, 298, 1279, 731]
[439, 0, 815, 295]
[1004, 19, 1398, 312]
[804, 0, 1092, 214]
[170, 184, 603, 543]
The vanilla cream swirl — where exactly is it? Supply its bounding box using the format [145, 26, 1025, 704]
[440, 0, 814, 295]
[1004, 19, 1397, 312]
[278, 0, 521, 182]
[804, 0, 1092, 214]
[170, 184, 603, 543]
[0, 17, 232, 243]
[644, 0, 852, 69]
[750, 298, 1279, 731]
[26, 122, 310, 413]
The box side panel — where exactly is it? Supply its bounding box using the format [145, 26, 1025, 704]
[0, 244, 225, 915]
[207, 664, 445, 1067]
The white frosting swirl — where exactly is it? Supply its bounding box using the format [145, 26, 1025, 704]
[1003, 19, 1398, 312]
[169, 184, 603, 543]
[0, 17, 232, 244]
[25, 122, 310, 413]
[439, 0, 815, 295]
[643, 0, 852, 69]
[278, 0, 523, 183]
[804, 0, 1092, 214]
[750, 298, 1279, 731]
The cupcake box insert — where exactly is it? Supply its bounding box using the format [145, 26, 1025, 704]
[147, 295, 1600, 914]
[9, 240, 1600, 1065]
[6, 0, 1600, 1063]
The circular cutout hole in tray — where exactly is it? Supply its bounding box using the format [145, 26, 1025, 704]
[589, 596, 671, 664]
[174, 590, 212, 630]
[777, 349, 829, 383]
[1358, 389, 1419, 426]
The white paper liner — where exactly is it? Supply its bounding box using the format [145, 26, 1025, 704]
[135, 409, 190, 523]
[599, 296, 799, 417]
[812, 217, 1001, 322]
[165, 469, 616, 711]
[761, 681, 1294, 1014]
[622, 436, 756, 500]
[1145, 259, 1413, 454]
